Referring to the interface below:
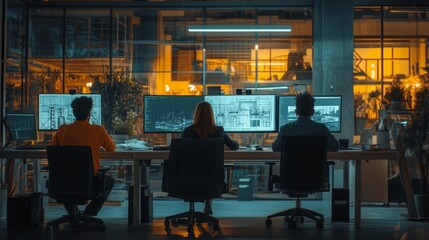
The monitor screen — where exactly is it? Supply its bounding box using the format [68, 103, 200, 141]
[144, 95, 203, 133]
[4, 113, 38, 141]
[278, 95, 342, 132]
[204, 95, 277, 133]
[38, 94, 102, 130]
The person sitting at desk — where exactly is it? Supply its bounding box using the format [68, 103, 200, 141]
[272, 92, 339, 151]
[50, 96, 116, 217]
[181, 101, 239, 214]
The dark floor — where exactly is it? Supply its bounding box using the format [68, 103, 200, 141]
[1, 199, 428, 240]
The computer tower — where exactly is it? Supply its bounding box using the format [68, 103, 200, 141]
[7, 193, 44, 230]
[128, 185, 153, 224]
[332, 188, 349, 222]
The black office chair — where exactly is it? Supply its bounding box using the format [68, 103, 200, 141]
[163, 138, 225, 234]
[46, 145, 108, 231]
[265, 136, 329, 229]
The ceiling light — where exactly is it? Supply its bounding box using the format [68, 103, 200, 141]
[188, 25, 292, 33]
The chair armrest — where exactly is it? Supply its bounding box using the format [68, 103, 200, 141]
[98, 166, 111, 175]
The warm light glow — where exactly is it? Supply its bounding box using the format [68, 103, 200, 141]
[255, 44, 259, 50]
[188, 84, 196, 92]
[371, 63, 375, 79]
[165, 84, 170, 92]
[188, 25, 292, 33]
[250, 62, 285, 66]
[85, 82, 92, 88]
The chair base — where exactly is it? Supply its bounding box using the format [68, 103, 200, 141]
[46, 208, 105, 231]
[265, 198, 324, 229]
[164, 202, 220, 233]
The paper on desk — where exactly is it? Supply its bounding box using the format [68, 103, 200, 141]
[117, 139, 150, 150]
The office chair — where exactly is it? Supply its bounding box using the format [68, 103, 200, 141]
[45, 146, 109, 231]
[265, 136, 329, 229]
[163, 138, 225, 234]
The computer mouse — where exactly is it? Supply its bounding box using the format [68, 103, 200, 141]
[255, 147, 264, 151]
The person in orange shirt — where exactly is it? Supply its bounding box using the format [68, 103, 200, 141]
[50, 96, 116, 216]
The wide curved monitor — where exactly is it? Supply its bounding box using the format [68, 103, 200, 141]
[278, 95, 342, 132]
[38, 94, 102, 131]
[204, 95, 277, 133]
[144, 95, 203, 133]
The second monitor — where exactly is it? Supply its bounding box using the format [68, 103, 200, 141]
[204, 95, 277, 133]
[278, 95, 342, 132]
[144, 95, 203, 133]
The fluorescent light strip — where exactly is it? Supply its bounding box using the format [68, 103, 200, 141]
[188, 25, 291, 33]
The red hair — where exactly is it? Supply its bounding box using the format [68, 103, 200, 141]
[192, 101, 217, 138]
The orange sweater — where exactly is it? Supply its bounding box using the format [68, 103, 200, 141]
[50, 120, 116, 174]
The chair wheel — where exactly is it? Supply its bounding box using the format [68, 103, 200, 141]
[288, 219, 297, 229]
[316, 221, 324, 229]
[265, 218, 272, 227]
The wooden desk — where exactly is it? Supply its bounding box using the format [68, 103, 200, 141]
[0, 148, 396, 229]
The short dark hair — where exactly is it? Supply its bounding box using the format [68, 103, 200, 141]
[71, 96, 93, 121]
[295, 92, 314, 116]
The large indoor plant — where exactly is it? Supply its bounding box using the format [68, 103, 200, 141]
[91, 72, 144, 135]
[403, 86, 429, 217]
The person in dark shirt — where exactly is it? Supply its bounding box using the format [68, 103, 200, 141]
[181, 101, 239, 214]
[272, 92, 339, 151]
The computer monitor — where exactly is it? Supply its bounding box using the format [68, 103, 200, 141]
[278, 95, 342, 132]
[144, 95, 204, 133]
[204, 95, 277, 133]
[38, 94, 102, 130]
[4, 113, 38, 141]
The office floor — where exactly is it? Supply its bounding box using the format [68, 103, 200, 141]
[1, 199, 428, 240]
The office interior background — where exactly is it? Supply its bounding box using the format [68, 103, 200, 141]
[1, 0, 429, 217]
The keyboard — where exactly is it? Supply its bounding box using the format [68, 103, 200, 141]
[16, 144, 46, 150]
[152, 145, 170, 151]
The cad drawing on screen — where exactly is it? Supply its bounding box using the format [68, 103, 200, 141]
[38, 94, 102, 130]
[204, 95, 276, 132]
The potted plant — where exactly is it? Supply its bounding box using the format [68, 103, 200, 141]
[90, 72, 144, 135]
[403, 86, 429, 217]
[384, 79, 405, 110]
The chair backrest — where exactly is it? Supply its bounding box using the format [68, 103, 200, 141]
[279, 135, 328, 194]
[46, 145, 94, 204]
[163, 138, 225, 200]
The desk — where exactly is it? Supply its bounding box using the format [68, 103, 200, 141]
[0, 149, 396, 229]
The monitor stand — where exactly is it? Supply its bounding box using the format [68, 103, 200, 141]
[4, 139, 11, 148]
[166, 133, 172, 146]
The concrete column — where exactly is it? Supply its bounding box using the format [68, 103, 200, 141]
[313, 0, 354, 140]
